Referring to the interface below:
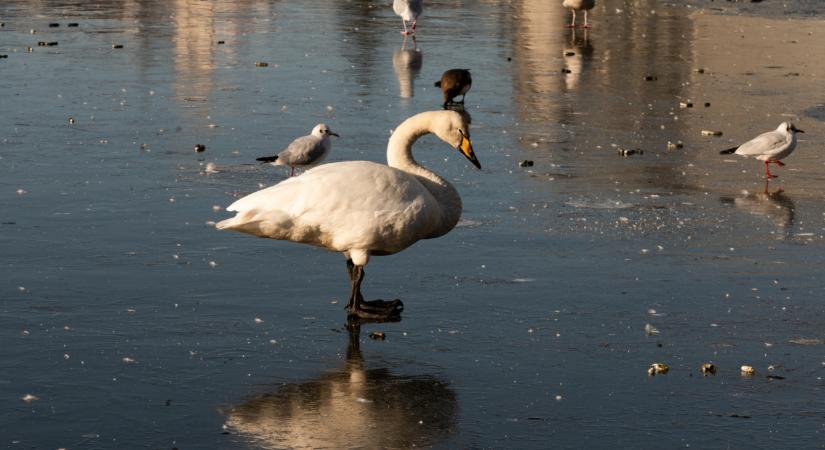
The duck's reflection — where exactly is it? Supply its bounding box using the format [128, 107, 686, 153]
[445, 103, 472, 127]
[562, 27, 594, 91]
[224, 321, 457, 449]
[392, 36, 423, 99]
[720, 181, 796, 239]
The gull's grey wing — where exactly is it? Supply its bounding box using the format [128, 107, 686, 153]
[277, 135, 325, 165]
[735, 130, 787, 157]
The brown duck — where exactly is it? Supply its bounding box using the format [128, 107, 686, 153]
[434, 69, 472, 109]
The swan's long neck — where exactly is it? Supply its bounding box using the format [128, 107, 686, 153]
[387, 113, 463, 233]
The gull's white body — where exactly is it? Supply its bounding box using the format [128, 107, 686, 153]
[562, 0, 595, 11]
[217, 111, 469, 268]
[393, 0, 423, 34]
[731, 122, 799, 162]
[393, 0, 423, 22]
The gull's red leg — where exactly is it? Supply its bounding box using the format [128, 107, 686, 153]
[764, 161, 777, 179]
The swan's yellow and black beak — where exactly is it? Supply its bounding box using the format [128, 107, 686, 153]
[458, 132, 481, 169]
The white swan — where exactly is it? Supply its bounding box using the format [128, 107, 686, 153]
[217, 110, 479, 320]
[393, 0, 423, 36]
[719, 122, 804, 179]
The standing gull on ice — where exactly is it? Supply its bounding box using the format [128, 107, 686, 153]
[393, 0, 423, 35]
[256, 124, 338, 177]
[218, 110, 480, 321]
[562, 0, 595, 28]
[719, 122, 804, 179]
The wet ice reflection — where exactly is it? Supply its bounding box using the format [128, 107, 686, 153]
[720, 182, 796, 240]
[392, 36, 422, 99]
[562, 28, 593, 92]
[3, 0, 825, 448]
[225, 324, 457, 449]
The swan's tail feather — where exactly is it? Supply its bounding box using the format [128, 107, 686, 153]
[719, 147, 737, 155]
[215, 217, 277, 237]
[215, 217, 237, 230]
[215, 210, 295, 240]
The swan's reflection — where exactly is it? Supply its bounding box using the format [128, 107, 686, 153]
[562, 27, 593, 91]
[224, 322, 457, 449]
[720, 181, 796, 239]
[392, 36, 423, 99]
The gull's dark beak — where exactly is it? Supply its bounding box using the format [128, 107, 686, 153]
[457, 132, 481, 169]
[329, 131, 340, 137]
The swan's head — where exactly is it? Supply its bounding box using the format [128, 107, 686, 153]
[778, 122, 803, 135]
[430, 110, 481, 169]
[312, 123, 340, 138]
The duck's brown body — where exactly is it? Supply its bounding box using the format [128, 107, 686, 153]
[434, 69, 472, 109]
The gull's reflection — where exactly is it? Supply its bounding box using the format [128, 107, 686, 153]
[392, 36, 423, 99]
[562, 28, 594, 91]
[224, 321, 457, 449]
[720, 181, 796, 239]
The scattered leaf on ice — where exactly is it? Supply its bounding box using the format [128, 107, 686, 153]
[789, 338, 824, 346]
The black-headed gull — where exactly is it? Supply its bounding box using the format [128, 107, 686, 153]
[720, 122, 804, 179]
[257, 124, 338, 177]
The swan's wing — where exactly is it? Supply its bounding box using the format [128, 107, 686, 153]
[277, 135, 324, 165]
[735, 130, 787, 157]
[219, 161, 443, 253]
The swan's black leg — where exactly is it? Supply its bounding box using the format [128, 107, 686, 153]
[345, 259, 361, 310]
[345, 263, 403, 321]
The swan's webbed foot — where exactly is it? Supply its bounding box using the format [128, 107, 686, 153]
[347, 299, 403, 322]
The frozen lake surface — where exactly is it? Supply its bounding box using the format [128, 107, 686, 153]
[2, 0, 825, 448]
